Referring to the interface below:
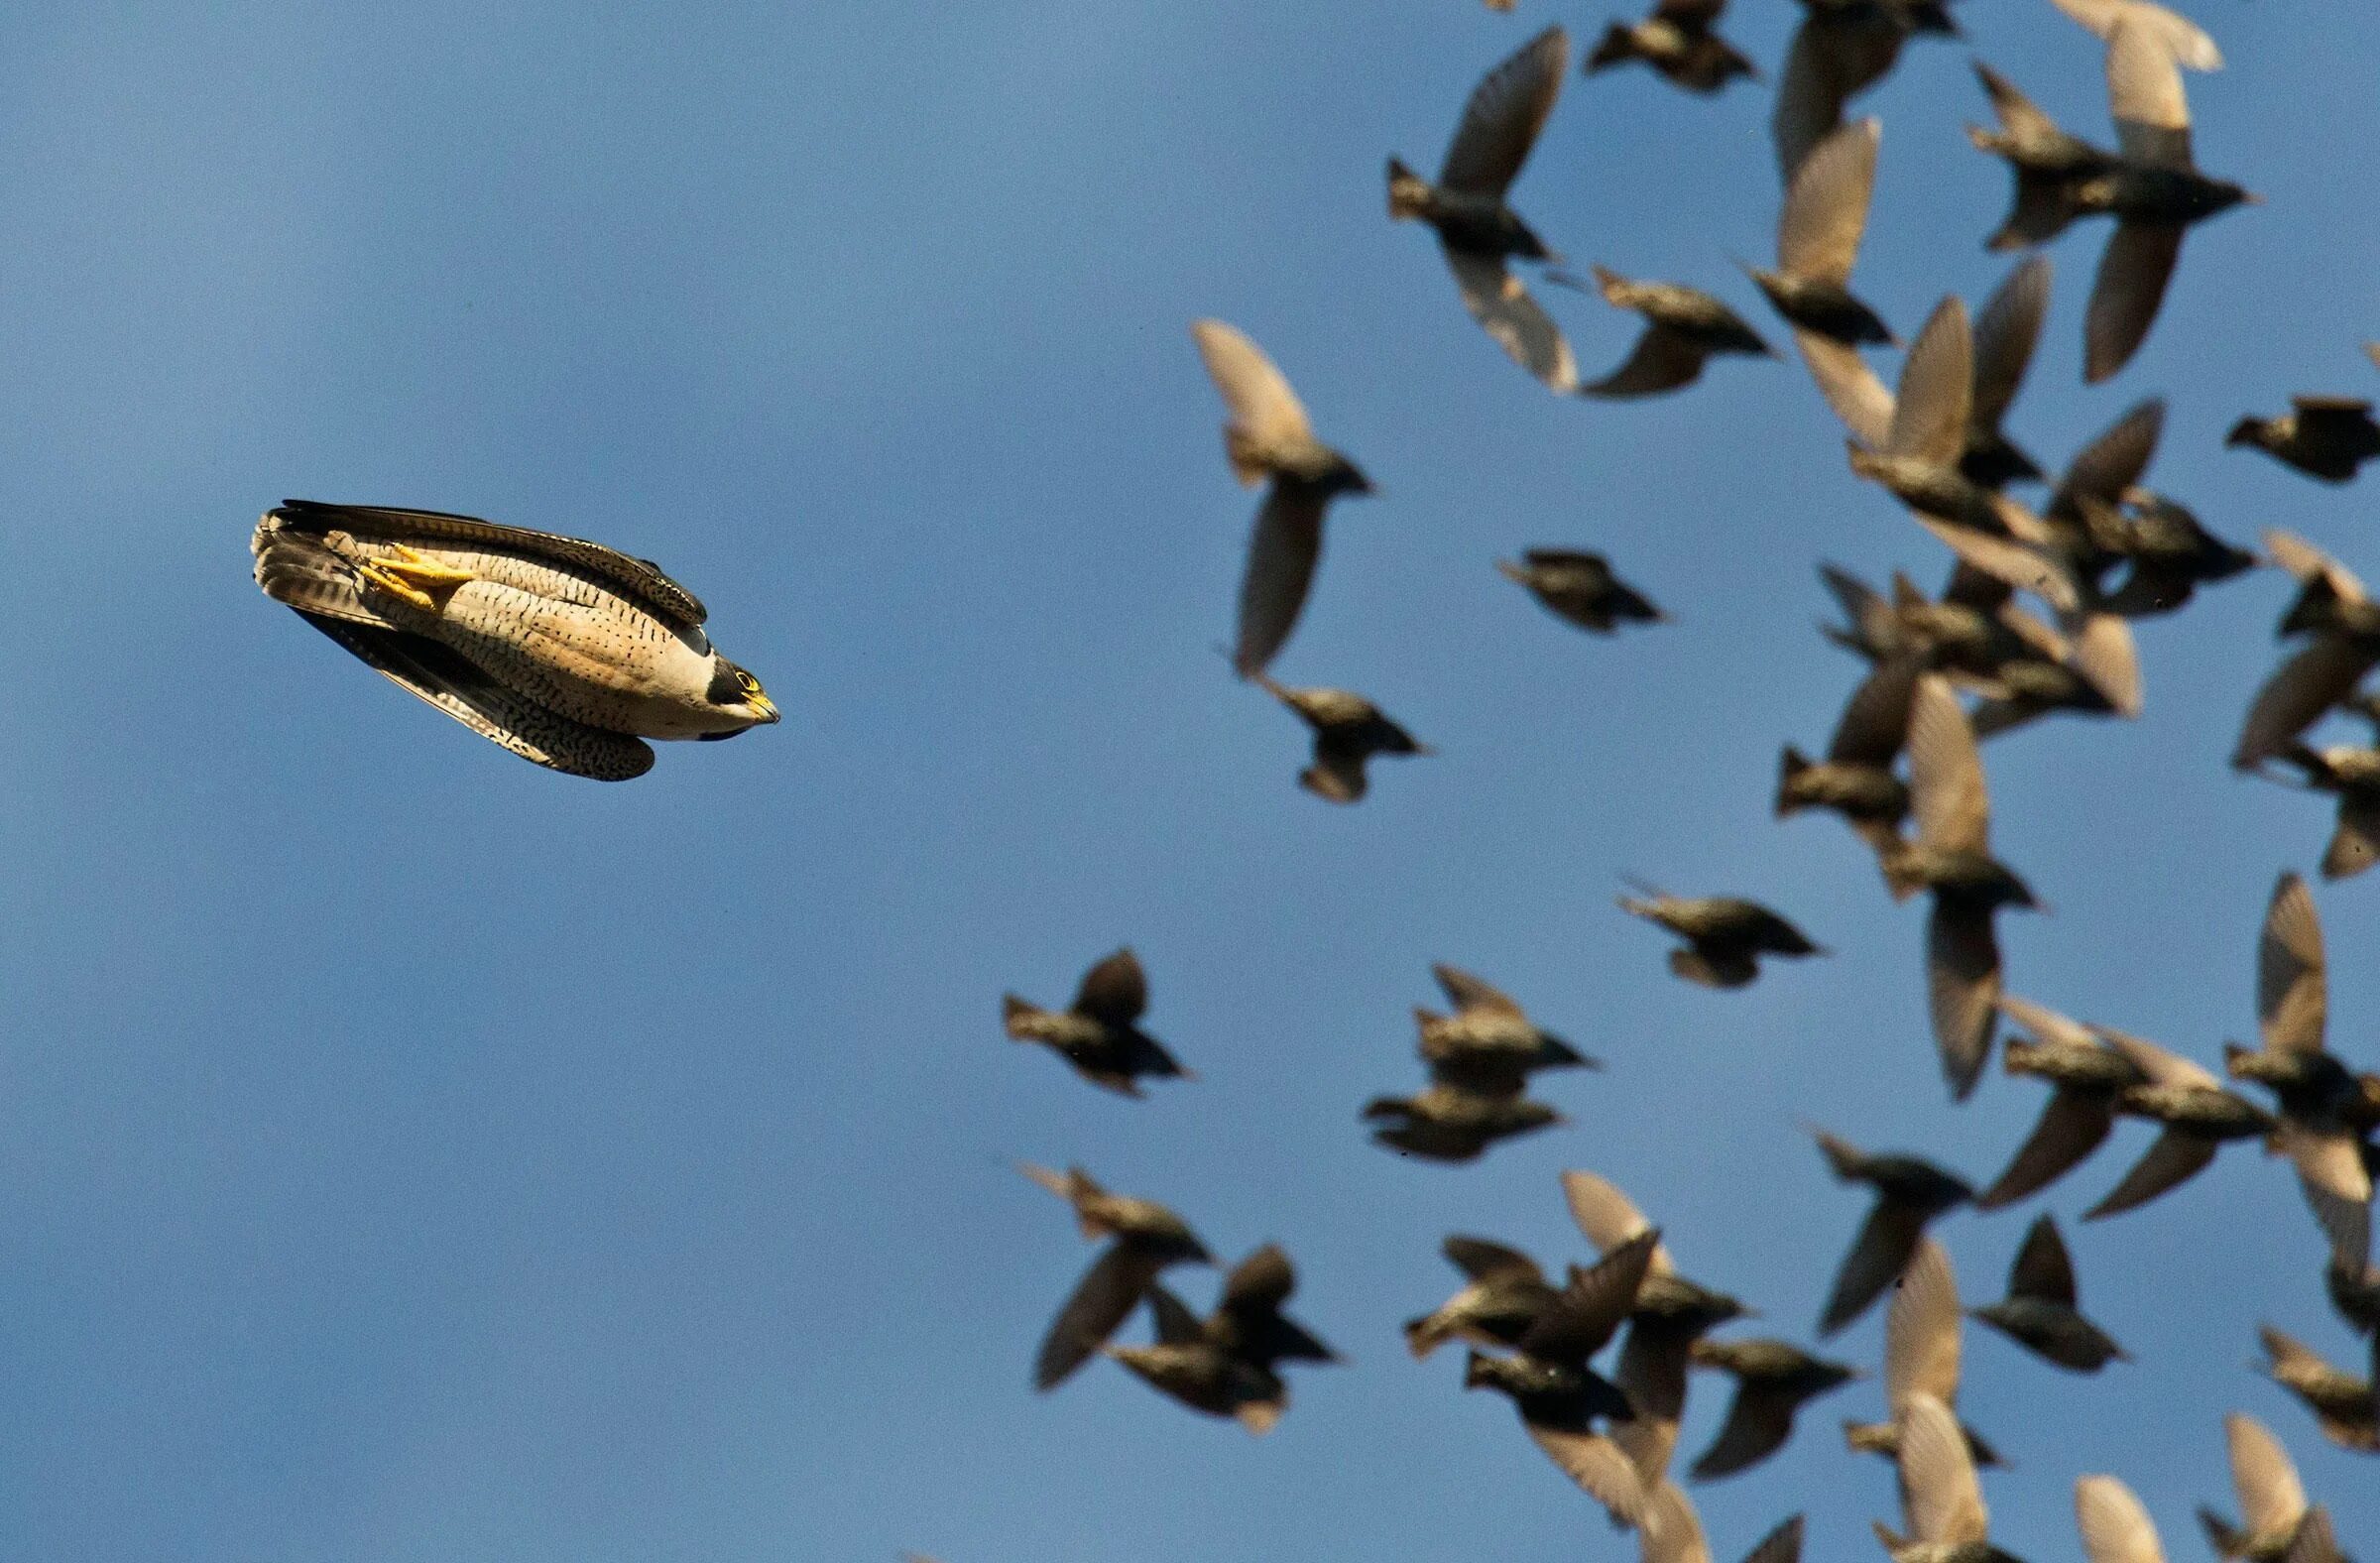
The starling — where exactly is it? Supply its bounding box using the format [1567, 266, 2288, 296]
[2198, 1413, 2313, 1562]
[1754, 119, 1894, 349]
[2224, 875, 2375, 1250]
[1418, 963, 1602, 1096]
[1975, 995, 2146, 1209]
[2229, 399, 2380, 485]
[1406, 1235, 1561, 1358]
[1776, 655, 1917, 863]
[1966, 60, 2122, 253]
[1565, 1170, 1752, 1487]
[2268, 741, 2380, 881]
[1968, 22, 2255, 382]
[1003, 947, 1192, 1097]
[1810, 1129, 1972, 1337]
[1498, 547, 1665, 632]
[1640, 1484, 1804, 1563]
[1586, 0, 1756, 94]
[2083, 1029, 2274, 1220]
[1250, 673, 1430, 803]
[1107, 1245, 1333, 1435]
[1844, 1239, 2002, 1468]
[1618, 887, 1826, 989]
[1889, 675, 2038, 1098]
[1688, 1338, 1858, 1481]
[1574, 267, 1772, 399]
[1969, 1214, 2128, 1372]
[2049, 0, 2221, 69]
[1366, 1085, 1565, 1162]
[2258, 1324, 2377, 1453]
[1019, 1163, 1212, 1391]
[1389, 27, 1579, 390]
[1191, 319, 1373, 678]
[1819, 565, 2071, 704]
[2076, 1476, 2165, 1563]
[1462, 1229, 1661, 1524]
[1824, 297, 2080, 612]
[1772, 0, 1954, 185]
[2235, 531, 2380, 771]
[1873, 1392, 2023, 1563]
[2091, 489, 2257, 619]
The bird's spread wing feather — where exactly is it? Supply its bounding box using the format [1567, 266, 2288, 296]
[1442, 26, 1570, 195]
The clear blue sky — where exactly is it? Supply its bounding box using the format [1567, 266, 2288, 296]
[0, 2, 2372, 1558]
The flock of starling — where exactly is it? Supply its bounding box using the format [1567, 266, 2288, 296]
[1010, 0, 2378, 1558]
[232, 0, 2380, 1556]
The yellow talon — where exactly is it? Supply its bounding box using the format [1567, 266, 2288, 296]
[355, 543, 476, 613]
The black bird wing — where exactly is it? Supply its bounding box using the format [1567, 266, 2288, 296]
[2006, 1214, 2080, 1307]
[2085, 1127, 2216, 1220]
[1035, 1245, 1162, 1390]
[1071, 948, 1149, 1025]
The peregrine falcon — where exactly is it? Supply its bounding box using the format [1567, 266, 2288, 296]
[252, 500, 778, 781]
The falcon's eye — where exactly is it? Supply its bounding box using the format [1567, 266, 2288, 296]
[736, 670, 763, 697]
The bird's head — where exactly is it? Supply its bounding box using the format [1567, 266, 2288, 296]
[700, 657, 780, 733]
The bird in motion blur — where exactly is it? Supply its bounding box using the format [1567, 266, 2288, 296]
[1688, 1336, 1858, 1482]
[1772, 0, 1954, 185]
[2198, 1412, 2318, 1561]
[1585, 0, 1755, 95]
[1190, 319, 1372, 678]
[1775, 654, 1916, 864]
[1966, 15, 2255, 383]
[1498, 547, 1666, 631]
[251, 500, 778, 781]
[1389, 26, 1579, 390]
[1020, 1163, 1211, 1391]
[1002, 947, 1192, 1097]
[1637, 1485, 1805, 1563]
[2257, 1324, 2377, 1453]
[1106, 1244, 1335, 1434]
[1754, 118, 1894, 354]
[1967, 1214, 2128, 1373]
[2229, 394, 2380, 486]
[1874, 1391, 2022, 1563]
[2235, 531, 2380, 772]
[2083, 1027, 2274, 1221]
[1844, 1238, 2002, 1469]
[1250, 673, 1430, 802]
[2076, 1475, 2167, 1563]
[1417, 963, 1602, 1097]
[1618, 885, 1826, 989]
[1809, 1128, 1971, 1337]
[1976, 995, 2146, 1209]
[1572, 267, 1773, 400]
[2259, 695, 2380, 879]
[1406, 1235, 1563, 1358]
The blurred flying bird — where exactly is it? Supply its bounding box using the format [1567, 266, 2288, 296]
[1809, 1130, 1972, 1336]
[1776, 655, 1917, 862]
[1250, 673, 1431, 803]
[1418, 963, 1603, 1096]
[1969, 1214, 2128, 1372]
[1889, 675, 2039, 1098]
[1586, 0, 1756, 94]
[2235, 531, 2380, 770]
[1773, 1, 1954, 184]
[1976, 995, 2146, 1209]
[1389, 27, 1580, 390]
[1003, 947, 1192, 1097]
[2084, 1029, 2274, 1220]
[2076, 1475, 2167, 1563]
[1020, 1163, 1212, 1391]
[2198, 1412, 2313, 1562]
[1106, 1244, 1334, 1434]
[1638, 1483, 1805, 1563]
[1498, 548, 1666, 632]
[2229, 399, 2380, 486]
[1844, 1239, 2002, 1468]
[1755, 120, 1895, 350]
[1572, 267, 1773, 398]
[1618, 886, 1827, 988]
[1873, 1392, 2022, 1563]
[250, 501, 779, 781]
[2258, 1324, 2377, 1453]
[1191, 320, 1374, 678]
[1687, 1338, 1859, 1481]
[1367, 1086, 1566, 1162]
[1407, 1236, 1562, 1358]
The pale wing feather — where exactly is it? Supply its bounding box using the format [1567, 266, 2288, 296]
[2257, 873, 2327, 1056]
[1888, 299, 1976, 465]
[1779, 117, 1879, 286]
[1796, 330, 1896, 450]
[1887, 1239, 1964, 1409]
[1906, 675, 1990, 854]
[2078, 1475, 2167, 1563]
[2084, 221, 2184, 385]
[2223, 1413, 2307, 1536]
[1898, 1393, 1988, 1545]
[1448, 247, 1579, 391]
[2054, 0, 2222, 71]
[1971, 255, 2053, 431]
[1191, 319, 1314, 467]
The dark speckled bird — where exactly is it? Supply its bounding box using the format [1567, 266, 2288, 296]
[1407, 1235, 1563, 1359]
[1618, 886, 1826, 989]
[1566, 1171, 1753, 1489]
[1003, 948, 1192, 1098]
[2083, 1029, 2274, 1221]
[1250, 673, 1430, 803]
[1966, 19, 2254, 382]
[2092, 490, 2258, 619]
[1418, 964, 1603, 1097]
[1810, 1129, 1972, 1337]
[2198, 1412, 2315, 1563]
[2229, 399, 2380, 485]
[1106, 1244, 1335, 1435]
[1968, 1214, 2127, 1372]
[2258, 1324, 2377, 1453]
[2270, 738, 2380, 881]
[1574, 267, 1773, 399]
[2235, 532, 2380, 771]
[1191, 320, 1373, 679]
[1777, 655, 1917, 863]
[1498, 548, 1666, 632]
[2224, 874, 2376, 1248]
[1462, 1229, 1662, 1526]
[1586, 0, 1756, 94]
[1844, 1240, 2002, 1470]
[1889, 675, 2039, 1099]
[1975, 996, 2147, 1210]
[1020, 1163, 1212, 1391]
[1367, 1086, 1566, 1163]
[1688, 1338, 1859, 1481]
[1390, 27, 1580, 390]
[1754, 119, 1895, 349]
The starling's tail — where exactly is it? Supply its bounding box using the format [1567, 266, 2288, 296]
[1386, 158, 1432, 222]
[1776, 746, 1814, 817]
[1585, 23, 1639, 73]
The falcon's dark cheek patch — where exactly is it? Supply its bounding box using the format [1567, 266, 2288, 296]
[704, 659, 746, 706]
